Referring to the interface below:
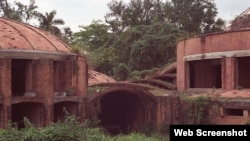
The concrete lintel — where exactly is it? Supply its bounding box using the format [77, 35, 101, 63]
[11, 97, 45, 104]
[184, 50, 250, 61]
[0, 49, 75, 60]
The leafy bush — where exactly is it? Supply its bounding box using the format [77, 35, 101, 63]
[0, 115, 168, 141]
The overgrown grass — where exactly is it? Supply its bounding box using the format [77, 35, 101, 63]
[0, 114, 169, 141]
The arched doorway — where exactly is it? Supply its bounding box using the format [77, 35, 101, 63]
[53, 101, 79, 122]
[11, 102, 44, 128]
[96, 89, 156, 135]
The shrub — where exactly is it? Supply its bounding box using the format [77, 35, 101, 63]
[0, 115, 167, 141]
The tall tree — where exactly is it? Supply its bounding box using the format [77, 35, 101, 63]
[0, 0, 38, 23]
[74, 20, 110, 50]
[61, 27, 74, 45]
[167, 0, 225, 34]
[37, 10, 65, 36]
[73, 20, 116, 73]
[15, 0, 38, 23]
[105, 0, 225, 35]
[0, 0, 19, 21]
[127, 22, 183, 71]
[105, 0, 170, 33]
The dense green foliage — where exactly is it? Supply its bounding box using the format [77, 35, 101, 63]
[81, 0, 225, 78]
[0, 115, 169, 141]
[127, 22, 182, 71]
[0, 0, 227, 80]
[168, 0, 225, 34]
[105, 0, 225, 34]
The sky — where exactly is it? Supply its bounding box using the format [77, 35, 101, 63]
[10, 0, 250, 32]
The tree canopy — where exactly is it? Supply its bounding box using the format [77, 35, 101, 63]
[167, 0, 225, 34]
[0, 0, 69, 38]
[37, 10, 65, 36]
[0, 0, 38, 23]
[0, 0, 228, 80]
[105, 0, 225, 35]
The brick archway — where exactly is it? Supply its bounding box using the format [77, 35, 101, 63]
[88, 84, 156, 135]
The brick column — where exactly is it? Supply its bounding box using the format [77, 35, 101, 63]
[75, 56, 87, 121]
[34, 59, 54, 125]
[0, 58, 11, 98]
[63, 58, 73, 91]
[34, 59, 53, 97]
[44, 100, 53, 126]
[0, 58, 11, 128]
[76, 56, 87, 97]
[177, 42, 186, 91]
[222, 57, 236, 90]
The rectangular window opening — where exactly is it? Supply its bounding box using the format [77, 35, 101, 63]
[224, 108, 243, 116]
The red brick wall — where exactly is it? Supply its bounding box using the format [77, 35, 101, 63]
[34, 59, 54, 97]
[156, 96, 179, 130]
[0, 58, 11, 98]
[49, 59, 70, 93]
[180, 30, 250, 56]
[76, 56, 87, 97]
[0, 58, 11, 128]
[222, 57, 236, 90]
[0, 53, 88, 127]
[177, 41, 186, 91]
[177, 29, 250, 91]
[210, 116, 248, 125]
[76, 56, 87, 120]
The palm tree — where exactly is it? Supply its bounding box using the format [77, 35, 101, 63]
[15, 0, 38, 23]
[0, 0, 38, 23]
[37, 10, 65, 37]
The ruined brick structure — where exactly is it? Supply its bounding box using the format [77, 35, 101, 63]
[177, 28, 250, 125]
[87, 64, 178, 134]
[1, 12, 250, 135]
[87, 28, 250, 134]
[0, 18, 87, 128]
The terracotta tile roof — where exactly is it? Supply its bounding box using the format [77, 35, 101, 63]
[88, 70, 116, 85]
[0, 18, 72, 54]
[230, 7, 250, 30]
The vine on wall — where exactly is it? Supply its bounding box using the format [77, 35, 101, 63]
[179, 95, 210, 124]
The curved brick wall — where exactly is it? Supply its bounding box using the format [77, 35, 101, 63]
[177, 28, 250, 91]
[178, 28, 250, 57]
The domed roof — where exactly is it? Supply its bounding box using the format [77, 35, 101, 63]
[0, 18, 73, 59]
[230, 7, 250, 30]
[88, 70, 116, 85]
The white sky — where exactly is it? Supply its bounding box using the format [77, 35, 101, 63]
[9, 0, 250, 32]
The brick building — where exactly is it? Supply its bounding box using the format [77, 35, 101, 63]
[177, 28, 250, 124]
[2, 9, 250, 134]
[0, 18, 87, 128]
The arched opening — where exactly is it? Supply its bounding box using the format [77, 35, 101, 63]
[98, 90, 154, 135]
[11, 102, 44, 128]
[54, 101, 79, 122]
